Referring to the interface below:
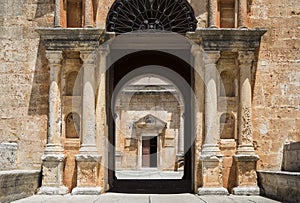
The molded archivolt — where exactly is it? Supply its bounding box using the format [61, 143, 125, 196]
[106, 0, 198, 34]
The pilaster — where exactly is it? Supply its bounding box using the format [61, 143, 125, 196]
[54, 0, 61, 27]
[84, 0, 93, 27]
[208, 0, 218, 28]
[238, 0, 248, 28]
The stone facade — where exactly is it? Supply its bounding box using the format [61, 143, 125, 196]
[0, 0, 299, 197]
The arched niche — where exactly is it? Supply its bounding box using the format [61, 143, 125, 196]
[220, 113, 235, 139]
[66, 71, 81, 96]
[66, 112, 80, 138]
[220, 70, 235, 97]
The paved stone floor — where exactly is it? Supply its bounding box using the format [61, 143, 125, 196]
[12, 193, 282, 203]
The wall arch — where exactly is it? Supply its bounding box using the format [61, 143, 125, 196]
[66, 112, 80, 138]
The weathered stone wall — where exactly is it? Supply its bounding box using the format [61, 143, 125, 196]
[258, 171, 300, 203]
[250, 0, 300, 170]
[0, 1, 54, 170]
[0, 170, 40, 202]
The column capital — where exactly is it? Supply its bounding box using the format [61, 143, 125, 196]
[99, 45, 110, 57]
[45, 50, 63, 65]
[191, 44, 200, 55]
[238, 51, 255, 65]
[80, 51, 96, 64]
[203, 51, 220, 64]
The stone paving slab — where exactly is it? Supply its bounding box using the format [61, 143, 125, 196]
[12, 193, 282, 203]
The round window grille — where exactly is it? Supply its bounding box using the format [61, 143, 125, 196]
[106, 0, 197, 34]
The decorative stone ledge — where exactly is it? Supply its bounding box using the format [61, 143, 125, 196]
[258, 170, 300, 203]
[0, 170, 40, 202]
[36, 28, 105, 51]
[187, 28, 267, 51]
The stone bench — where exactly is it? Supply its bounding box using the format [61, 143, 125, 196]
[0, 170, 41, 203]
[282, 142, 300, 172]
[258, 170, 300, 203]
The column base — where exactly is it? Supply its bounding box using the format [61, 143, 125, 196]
[236, 144, 256, 155]
[38, 186, 68, 195]
[71, 187, 102, 195]
[198, 187, 229, 195]
[201, 144, 222, 156]
[232, 186, 260, 195]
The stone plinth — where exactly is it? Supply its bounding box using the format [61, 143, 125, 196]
[198, 155, 228, 195]
[72, 154, 102, 195]
[232, 155, 260, 195]
[38, 154, 68, 195]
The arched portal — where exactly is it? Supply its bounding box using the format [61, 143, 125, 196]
[106, 51, 195, 193]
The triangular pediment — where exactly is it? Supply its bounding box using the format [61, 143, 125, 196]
[134, 114, 167, 129]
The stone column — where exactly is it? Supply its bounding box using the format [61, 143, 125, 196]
[202, 51, 221, 155]
[54, 0, 61, 27]
[237, 51, 255, 155]
[198, 51, 228, 195]
[72, 51, 101, 195]
[238, 0, 248, 28]
[38, 51, 68, 195]
[232, 51, 259, 195]
[208, 0, 218, 28]
[84, 0, 93, 28]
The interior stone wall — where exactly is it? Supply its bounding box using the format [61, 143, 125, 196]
[249, 0, 300, 170]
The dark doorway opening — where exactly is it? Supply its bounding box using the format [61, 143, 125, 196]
[106, 50, 195, 193]
[142, 136, 157, 168]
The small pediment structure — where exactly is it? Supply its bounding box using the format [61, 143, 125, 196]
[133, 114, 167, 135]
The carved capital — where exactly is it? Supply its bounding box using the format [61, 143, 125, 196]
[203, 51, 220, 64]
[46, 51, 63, 65]
[238, 51, 255, 65]
[99, 45, 110, 57]
[80, 51, 96, 64]
[191, 45, 201, 57]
